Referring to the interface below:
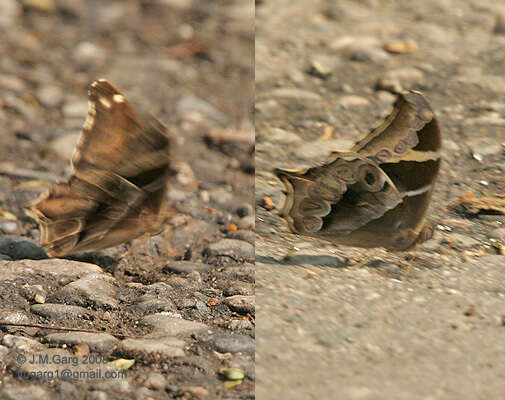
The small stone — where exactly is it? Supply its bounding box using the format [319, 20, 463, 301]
[33, 293, 45, 304]
[142, 314, 208, 338]
[0, 220, 18, 234]
[179, 386, 209, 399]
[31, 304, 95, 320]
[237, 215, 255, 230]
[229, 319, 254, 330]
[307, 61, 332, 79]
[73, 42, 106, 64]
[36, 85, 64, 108]
[163, 261, 213, 274]
[204, 239, 254, 263]
[376, 90, 397, 103]
[223, 281, 254, 296]
[260, 196, 275, 211]
[144, 372, 167, 390]
[267, 128, 303, 144]
[44, 332, 119, 353]
[222, 295, 255, 314]
[202, 333, 254, 354]
[118, 338, 185, 358]
[376, 68, 424, 92]
[175, 96, 228, 125]
[0, 237, 47, 260]
[208, 187, 234, 206]
[383, 39, 418, 54]
[195, 300, 209, 312]
[235, 203, 254, 217]
[266, 88, 322, 101]
[338, 95, 370, 108]
[349, 47, 389, 63]
[50, 133, 80, 161]
[227, 230, 255, 244]
[57, 273, 119, 309]
[293, 139, 354, 163]
[62, 101, 88, 118]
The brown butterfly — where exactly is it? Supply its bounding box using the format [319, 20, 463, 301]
[275, 91, 441, 251]
[25, 79, 173, 257]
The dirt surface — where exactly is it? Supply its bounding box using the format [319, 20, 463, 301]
[0, 1, 253, 399]
[256, 0, 505, 399]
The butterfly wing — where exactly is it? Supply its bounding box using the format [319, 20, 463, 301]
[26, 80, 172, 256]
[275, 153, 410, 249]
[275, 91, 441, 251]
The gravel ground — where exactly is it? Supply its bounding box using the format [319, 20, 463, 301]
[256, 0, 505, 399]
[0, 1, 253, 399]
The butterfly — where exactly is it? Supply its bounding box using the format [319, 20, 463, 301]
[275, 91, 441, 251]
[26, 80, 173, 257]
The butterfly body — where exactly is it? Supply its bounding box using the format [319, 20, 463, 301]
[275, 91, 441, 251]
[26, 80, 173, 257]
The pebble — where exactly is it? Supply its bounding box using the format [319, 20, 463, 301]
[163, 261, 213, 274]
[0, 237, 47, 260]
[223, 281, 254, 296]
[73, 42, 106, 64]
[237, 215, 255, 230]
[227, 229, 255, 244]
[178, 386, 209, 399]
[31, 304, 95, 319]
[2, 335, 46, 352]
[330, 36, 381, 51]
[376, 67, 425, 92]
[0, 220, 18, 234]
[266, 88, 322, 101]
[307, 61, 332, 79]
[293, 139, 354, 163]
[49, 133, 80, 161]
[117, 337, 185, 358]
[202, 333, 254, 354]
[57, 273, 119, 309]
[195, 300, 209, 312]
[0, 75, 26, 92]
[142, 314, 208, 338]
[222, 295, 255, 314]
[175, 96, 228, 126]
[20, 284, 46, 304]
[338, 95, 370, 108]
[36, 84, 64, 108]
[144, 372, 167, 390]
[236, 203, 254, 218]
[229, 319, 254, 330]
[136, 296, 175, 314]
[44, 332, 119, 353]
[208, 187, 235, 206]
[204, 239, 254, 263]
[383, 39, 418, 54]
[466, 137, 503, 156]
[266, 127, 303, 144]
[349, 47, 389, 63]
[62, 100, 88, 118]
